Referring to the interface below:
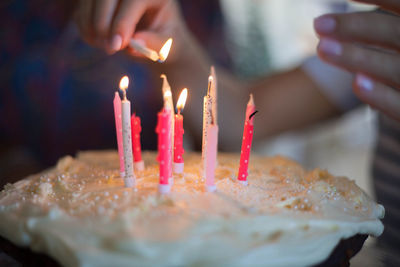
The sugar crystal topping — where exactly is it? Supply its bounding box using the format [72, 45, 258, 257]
[0, 151, 383, 223]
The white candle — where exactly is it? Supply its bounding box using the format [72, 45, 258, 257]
[119, 76, 135, 188]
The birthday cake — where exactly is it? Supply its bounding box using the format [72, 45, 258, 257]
[0, 151, 384, 266]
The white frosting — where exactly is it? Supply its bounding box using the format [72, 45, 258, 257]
[0, 151, 384, 267]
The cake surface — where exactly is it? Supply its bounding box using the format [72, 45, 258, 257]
[0, 151, 384, 266]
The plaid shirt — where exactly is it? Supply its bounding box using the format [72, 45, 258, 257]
[0, 0, 229, 165]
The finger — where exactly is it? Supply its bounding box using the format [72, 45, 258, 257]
[354, 73, 400, 121]
[314, 13, 400, 52]
[75, 0, 94, 45]
[91, 0, 119, 45]
[352, 0, 400, 15]
[317, 38, 400, 88]
[109, 0, 162, 53]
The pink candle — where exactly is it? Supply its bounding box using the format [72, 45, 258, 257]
[131, 114, 144, 171]
[210, 66, 218, 125]
[202, 77, 219, 191]
[205, 125, 218, 192]
[113, 92, 125, 177]
[156, 106, 172, 194]
[173, 88, 187, 174]
[238, 94, 256, 186]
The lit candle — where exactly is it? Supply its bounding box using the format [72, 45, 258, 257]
[173, 88, 188, 173]
[202, 76, 218, 192]
[237, 94, 257, 186]
[161, 74, 175, 183]
[131, 114, 144, 171]
[113, 91, 125, 178]
[119, 76, 136, 188]
[129, 38, 173, 63]
[156, 103, 172, 194]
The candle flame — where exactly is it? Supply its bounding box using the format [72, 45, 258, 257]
[159, 38, 173, 62]
[119, 76, 129, 90]
[177, 88, 188, 111]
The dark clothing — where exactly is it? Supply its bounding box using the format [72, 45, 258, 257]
[373, 115, 400, 253]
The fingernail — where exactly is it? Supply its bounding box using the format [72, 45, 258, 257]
[314, 16, 336, 34]
[319, 39, 342, 56]
[356, 74, 374, 92]
[109, 34, 122, 52]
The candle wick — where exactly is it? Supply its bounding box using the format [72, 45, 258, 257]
[207, 78, 212, 97]
[249, 110, 258, 120]
[121, 88, 127, 100]
[164, 101, 170, 110]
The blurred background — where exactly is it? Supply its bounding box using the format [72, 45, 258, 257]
[219, 0, 375, 197]
[0, 0, 375, 198]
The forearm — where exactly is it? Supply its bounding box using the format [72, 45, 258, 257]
[251, 67, 341, 141]
[153, 32, 340, 151]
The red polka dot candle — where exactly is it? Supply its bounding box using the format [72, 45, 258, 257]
[173, 88, 188, 174]
[161, 75, 174, 184]
[238, 94, 257, 186]
[156, 102, 172, 194]
[131, 114, 144, 171]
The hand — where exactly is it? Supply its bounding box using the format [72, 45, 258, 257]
[314, 0, 400, 121]
[74, 0, 186, 61]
